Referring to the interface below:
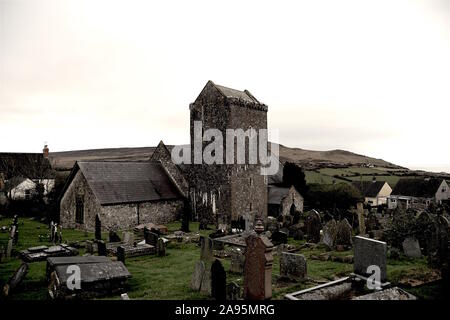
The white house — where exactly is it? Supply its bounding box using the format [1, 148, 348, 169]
[387, 178, 450, 210]
[352, 180, 392, 207]
[7, 177, 55, 201]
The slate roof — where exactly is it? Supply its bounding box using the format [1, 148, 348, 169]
[391, 178, 444, 198]
[351, 181, 387, 198]
[213, 83, 260, 104]
[268, 186, 290, 205]
[0, 153, 53, 179]
[64, 161, 182, 205]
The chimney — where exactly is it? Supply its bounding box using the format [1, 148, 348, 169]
[43, 144, 49, 159]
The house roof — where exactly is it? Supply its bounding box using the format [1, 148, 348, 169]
[5, 176, 29, 191]
[63, 161, 182, 205]
[351, 181, 387, 198]
[0, 153, 53, 179]
[268, 186, 291, 205]
[391, 178, 444, 198]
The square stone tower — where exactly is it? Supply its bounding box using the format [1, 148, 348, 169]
[188, 80, 268, 227]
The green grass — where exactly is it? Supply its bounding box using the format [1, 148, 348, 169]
[0, 218, 441, 300]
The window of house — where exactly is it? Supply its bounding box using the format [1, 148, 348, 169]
[249, 203, 253, 211]
[24, 190, 31, 200]
[75, 196, 84, 224]
[249, 177, 253, 186]
[442, 187, 447, 193]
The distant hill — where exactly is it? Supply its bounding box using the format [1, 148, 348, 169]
[276, 144, 404, 169]
[50, 143, 404, 171]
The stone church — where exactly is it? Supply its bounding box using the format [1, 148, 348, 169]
[60, 80, 269, 230]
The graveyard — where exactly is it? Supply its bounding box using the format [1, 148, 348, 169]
[0, 215, 443, 300]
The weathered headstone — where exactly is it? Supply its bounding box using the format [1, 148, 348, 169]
[230, 249, 245, 274]
[145, 230, 159, 247]
[123, 231, 134, 245]
[95, 215, 102, 240]
[156, 238, 166, 257]
[280, 252, 307, 281]
[109, 231, 121, 243]
[85, 240, 94, 254]
[335, 218, 353, 247]
[306, 211, 321, 243]
[117, 246, 125, 263]
[97, 240, 107, 256]
[402, 237, 422, 258]
[200, 236, 213, 262]
[121, 293, 130, 300]
[357, 202, 366, 235]
[354, 236, 387, 283]
[3, 262, 29, 297]
[226, 282, 241, 300]
[243, 235, 273, 300]
[322, 219, 337, 248]
[211, 259, 226, 301]
[200, 265, 211, 294]
[190, 260, 206, 291]
[6, 238, 13, 259]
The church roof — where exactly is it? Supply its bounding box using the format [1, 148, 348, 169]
[61, 161, 182, 205]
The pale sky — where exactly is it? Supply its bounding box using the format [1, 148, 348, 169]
[1, 0, 449, 171]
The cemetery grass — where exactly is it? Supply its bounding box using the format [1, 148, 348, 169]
[0, 218, 441, 300]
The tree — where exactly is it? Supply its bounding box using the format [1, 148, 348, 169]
[282, 162, 308, 196]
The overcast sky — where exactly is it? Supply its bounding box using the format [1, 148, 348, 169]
[1, 0, 449, 171]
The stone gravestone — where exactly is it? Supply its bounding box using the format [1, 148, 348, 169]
[123, 231, 134, 245]
[97, 240, 107, 256]
[200, 236, 213, 262]
[306, 211, 321, 243]
[211, 259, 226, 301]
[280, 252, 307, 281]
[190, 260, 206, 291]
[335, 218, 353, 248]
[226, 282, 241, 300]
[95, 215, 102, 241]
[243, 235, 273, 300]
[145, 230, 159, 247]
[230, 249, 245, 274]
[402, 237, 422, 258]
[357, 202, 366, 235]
[85, 240, 94, 254]
[156, 238, 166, 257]
[200, 265, 211, 294]
[117, 246, 125, 263]
[6, 238, 13, 259]
[322, 219, 337, 248]
[354, 236, 387, 283]
[109, 231, 121, 243]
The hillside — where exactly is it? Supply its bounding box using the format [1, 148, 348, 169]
[50, 143, 403, 171]
[276, 144, 404, 169]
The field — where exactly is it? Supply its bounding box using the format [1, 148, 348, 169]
[0, 217, 441, 300]
[304, 166, 426, 187]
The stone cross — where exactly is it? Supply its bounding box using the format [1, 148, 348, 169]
[243, 234, 273, 300]
[211, 259, 226, 300]
[354, 236, 387, 283]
